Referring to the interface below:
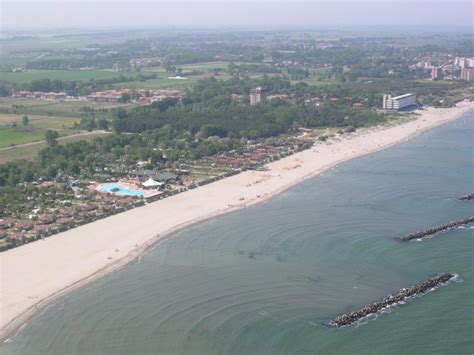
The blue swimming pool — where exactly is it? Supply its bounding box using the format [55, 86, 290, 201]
[98, 183, 145, 196]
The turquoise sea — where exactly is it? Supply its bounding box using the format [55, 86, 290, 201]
[3, 112, 473, 354]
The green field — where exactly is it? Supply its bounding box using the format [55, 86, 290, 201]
[299, 77, 338, 86]
[0, 69, 143, 84]
[0, 97, 136, 117]
[0, 127, 48, 148]
[0, 131, 111, 163]
[0, 123, 79, 149]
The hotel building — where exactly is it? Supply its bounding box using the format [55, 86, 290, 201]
[383, 94, 417, 111]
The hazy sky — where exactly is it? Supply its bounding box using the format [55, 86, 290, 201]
[2, 0, 473, 30]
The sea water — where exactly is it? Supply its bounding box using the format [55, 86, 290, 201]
[3, 112, 473, 354]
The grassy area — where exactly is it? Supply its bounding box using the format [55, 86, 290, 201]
[0, 69, 143, 83]
[178, 61, 231, 70]
[28, 116, 78, 130]
[0, 131, 111, 163]
[0, 127, 48, 148]
[299, 77, 337, 86]
[0, 97, 135, 117]
[0, 113, 81, 148]
[0, 123, 79, 149]
[0, 113, 78, 125]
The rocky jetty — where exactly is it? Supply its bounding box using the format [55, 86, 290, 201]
[329, 273, 455, 328]
[459, 193, 474, 201]
[397, 216, 474, 242]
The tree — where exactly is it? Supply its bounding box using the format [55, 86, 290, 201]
[22, 115, 29, 126]
[119, 93, 131, 103]
[45, 130, 59, 147]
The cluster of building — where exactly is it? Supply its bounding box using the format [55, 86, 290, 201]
[412, 56, 474, 82]
[11, 88, 185, 104]
[86, 89, 185, 103]
[382, 93, 417, 111]
[455, 57, 474, 82]
[0, 192, 142, 249]
[12, 91, 68, 100]
[207, 140, 309, 169]
[139, 89, 185, 104]
[129, 57, 163, 68]
[454, 57, 474, 69]
[86, 90, 128, 103]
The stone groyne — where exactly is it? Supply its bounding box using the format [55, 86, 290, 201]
[459, 193, 474, 201]
[328, 273, 455, 328]
[397, 216, 474, 242]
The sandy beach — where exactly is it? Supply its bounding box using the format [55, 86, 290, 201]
[1, 101, 472, 342]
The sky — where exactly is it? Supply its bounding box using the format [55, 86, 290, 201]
[2, 0, 473, 30]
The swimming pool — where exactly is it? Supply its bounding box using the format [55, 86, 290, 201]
[98, 183, 145, 197]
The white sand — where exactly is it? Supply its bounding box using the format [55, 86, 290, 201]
[1, 102, 472, 341]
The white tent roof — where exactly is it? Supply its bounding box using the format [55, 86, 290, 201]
[142, 178, 163, 187]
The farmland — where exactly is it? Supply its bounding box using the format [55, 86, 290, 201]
[0, 118, 78, 149]
[0, 69, 143, 84]
[0, 131, 111, 163]
[0, 97, 135, 117]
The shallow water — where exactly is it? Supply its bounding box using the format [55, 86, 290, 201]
[3, 112, 474, 354]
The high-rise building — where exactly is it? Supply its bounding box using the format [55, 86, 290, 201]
[383, 94, 417, 111]
[460, 68, 474, 81]
[249, 87, 262, 106]
[431, 67, 441, 80]
[455, 57, 467, 68]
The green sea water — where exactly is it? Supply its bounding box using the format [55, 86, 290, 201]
[3, 112, 473, 355]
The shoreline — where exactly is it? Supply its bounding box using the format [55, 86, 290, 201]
[1, 102, 473, 343]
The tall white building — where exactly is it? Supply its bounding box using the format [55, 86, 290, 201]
[383, 94, 417, 111]
[454, 57, 474, 69]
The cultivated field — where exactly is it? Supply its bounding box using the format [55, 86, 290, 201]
[0, 69, 143, 83]
[0, 131, 111, 163]
[0, 97, 135, 117]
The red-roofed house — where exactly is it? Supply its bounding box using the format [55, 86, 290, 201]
[0, 219, 14, 229]
[57, 217, 73, 225]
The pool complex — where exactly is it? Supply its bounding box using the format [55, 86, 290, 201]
[98, 183, 145, 197]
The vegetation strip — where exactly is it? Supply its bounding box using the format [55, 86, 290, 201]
[328, 273, 455, 328]
[459, 193, 474, 201]
[397, 216, 474, 242]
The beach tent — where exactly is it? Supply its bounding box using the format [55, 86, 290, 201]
[142, 178, 163, 189]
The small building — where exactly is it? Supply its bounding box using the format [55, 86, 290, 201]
[266, 94, 289, 101]
[152, 172, 178, 183]
[0, 219, 14, 229]
[142, 178, 163, 189]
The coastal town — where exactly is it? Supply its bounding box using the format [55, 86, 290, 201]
[0, 20, 473, 353]
[0, 130, 313, 251]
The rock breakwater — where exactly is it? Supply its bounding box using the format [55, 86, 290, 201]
[328, 273, 455, 328]
[397, 217, 474, 242]
[459, 193, 474, 201]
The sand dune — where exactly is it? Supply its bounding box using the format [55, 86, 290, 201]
[1, 101, 472, 341]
